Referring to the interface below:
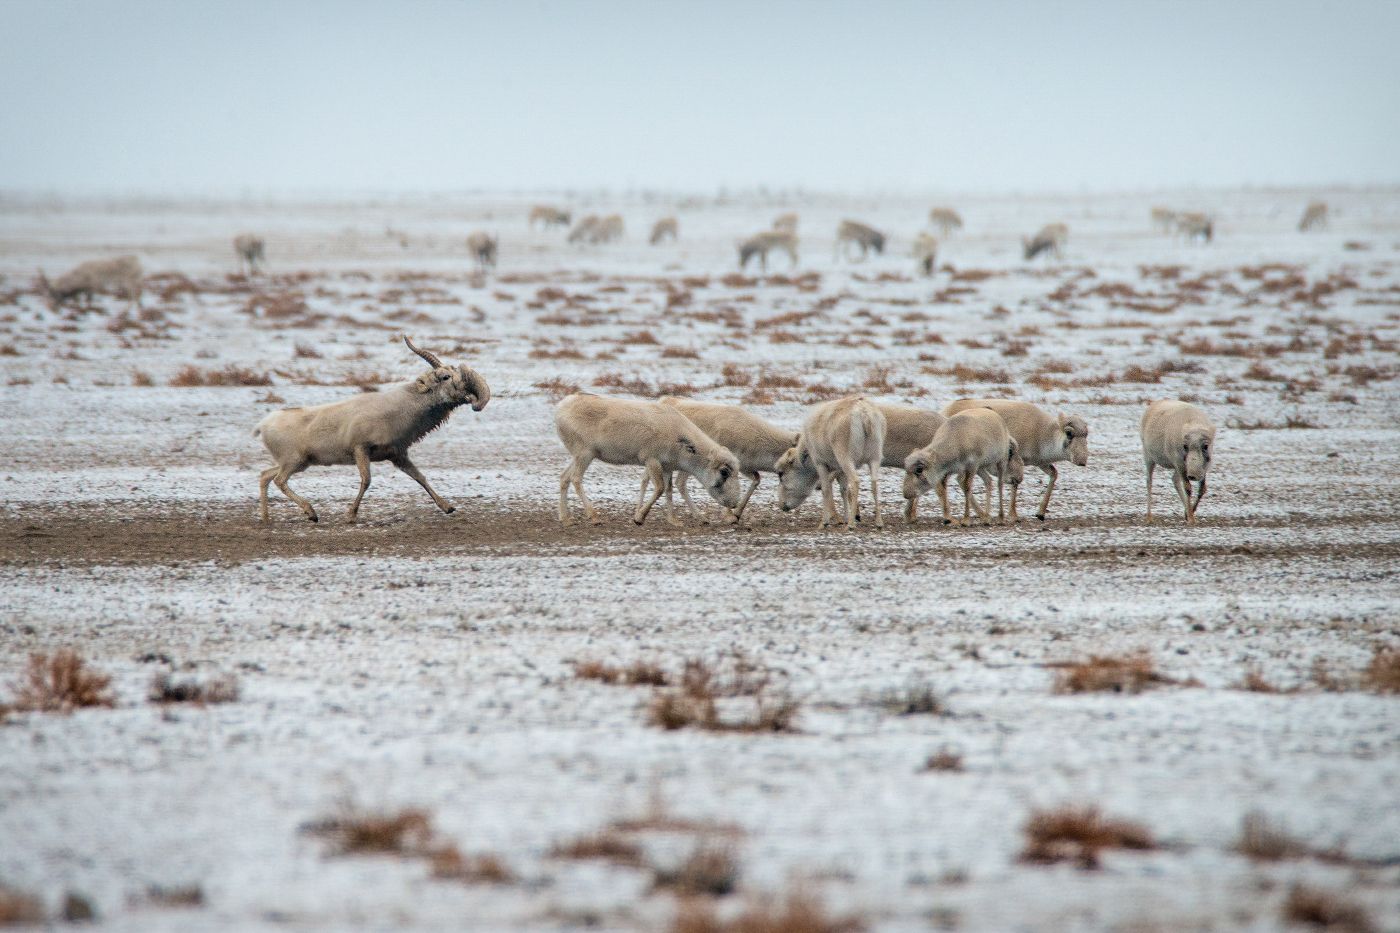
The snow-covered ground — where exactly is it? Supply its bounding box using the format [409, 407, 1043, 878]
[1, 188, 1398, 931]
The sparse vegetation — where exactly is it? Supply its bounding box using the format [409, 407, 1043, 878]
[647, 654, 798, 733]
[549, 830, 645, 867]
[921, 747, 965, 772]
[573, 658, 668, 686]
[302, 800, 512, 885]
[0, 885, 45, 925]
[1362, 646, 1400, 693]
[1049, 651, 1186, 694]
[1019, 805, 1156, 869]
[653, 842, 740, 897]
[148, 672, 240, 705]
[875, 680, 945, 716]
[1282, 884, 1377, 933]
[144, 884, 205, 908]
[169, 364, 272, 387]
[534, 377, 582, 400]
[671, 887, 865, 933]
[7, 649, 115, 713]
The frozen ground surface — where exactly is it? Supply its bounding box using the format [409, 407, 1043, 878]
[1, 188, 1398, 931]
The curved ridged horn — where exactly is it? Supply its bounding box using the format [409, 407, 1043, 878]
[403, 334, 443, 369]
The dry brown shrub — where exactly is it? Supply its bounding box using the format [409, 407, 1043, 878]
[620, 329, 661, 345]
[574, 659, 669, 686]
[647, 654, 797, 733]
[534, 377, 582, 401]
[742, 388, 775, 405]
[662, 346, 701, 359]
[292, 341, 321, 359]
[1282, 885, 1377, 933]
[1342, 364, 1391, 387]
[131, 370, 154, 386]
[660, 382, 703, 396]
[862, 365, 896, 393]
[550, 830, 645, 867]
[653, 843, 740, 897]
[9, 650, 115, 713]
[1019, 805, 1156, 869]
[756, 372, 803, 389]
[144, 884, 205, 908]
[1237, 668, 1284, 693]
[672, 888, 865, 933]
[529, 347, 587, 360]
[922, 748, 964, 772]
[1362, 646, 1400, 693]
[169, 364, 272, 387]
[1235, 812, 1309, 861]
[720, 273, 758, 288]
[428, 846, 515, 884]
[148, 672, 240, 705]
[876, 681, 945, 716]
[0, 885, 45, 924]
[767, 330, 805, 344]
[305, 806, 433, 855]
[1243, 360, 1288, 382]
[921, 362, 1010, 383]
[1049, 652, 1182, 694]
[721, 363, 752, 387]
[593, 372, 653, 395]
[1230, 415, 1318, 430]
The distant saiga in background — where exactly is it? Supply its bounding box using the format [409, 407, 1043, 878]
[649, 216, 678, 245]
[1022, 223, 1068, 261]
[466, 232, 498, 272]
[37, 255, 143, 309]
[529, 205, 572, 230]
[234, 234, 265, 275]
[737, 230, 799, 271]
[1298, 201, 1328, 232]
[928, 207, 963, 237]
[835, 220, 887, 262]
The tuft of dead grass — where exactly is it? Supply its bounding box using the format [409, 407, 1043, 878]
[169, 364, 272, 387]
[875, 680, 945, 716]
[1235, 812, 1310, 861]
[1361, 646, 1400, 694]
[574, 658, 669, 687]
[1019, 805, 1156, 869]
[143, 884, 205, 908]
[148, 672, 241, 705]
[0, 885, 45, 924]
[427, 846, 515, 884]
[535, 378, 582, 401]
[672, 887, 866, 933]
[549, 830, 645, 867]
[1049, 651, 1186, 694]
[131, 370, 154, 387]
[662, 346, 701, 359]
[653, 843, 740, 897]
[921, 747, 965, 772]
[647, 654, 798, 734]
[8, 649, 115, 713]
[1282, 885, 1377, 933]
[304, 805, 433, 855]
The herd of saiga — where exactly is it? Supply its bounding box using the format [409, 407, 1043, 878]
[255, 337, 1217, 530]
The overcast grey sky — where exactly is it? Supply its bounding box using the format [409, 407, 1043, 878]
[2, 0, 1397, 194]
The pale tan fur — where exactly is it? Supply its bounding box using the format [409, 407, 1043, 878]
[1298, 201, 1328, 232]
[466, 232, 497, 272]
[943, 399, 1088, 521]
[568, 214, 600, 244]
[593, 214, 625, 243]
[1141, 399, 1216, 525]
[39, 255, 143, 308]
[529, 205, 571, 229]
[1022, 223, 1068, 261]
[772, 212, 798, 233]
[912, 232, 939, 277]
[1174, 211, 1214, 243]
[775, 397, 887, 530]
[233, 234, 265, 275]
[649, 216, 679, 245]
[554, 394, 742, 528]
[835, 219, 886, 262]
[737, 230, 798, 271]
[254, 336, 490, 524]
[1150, 206, 1178, 233]
[902, 408, 1023, 527]
[651, 398, 798, 526]
[928, 207, 963, 236]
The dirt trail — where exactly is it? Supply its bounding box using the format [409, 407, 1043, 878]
[3, 501, 1397, 566]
